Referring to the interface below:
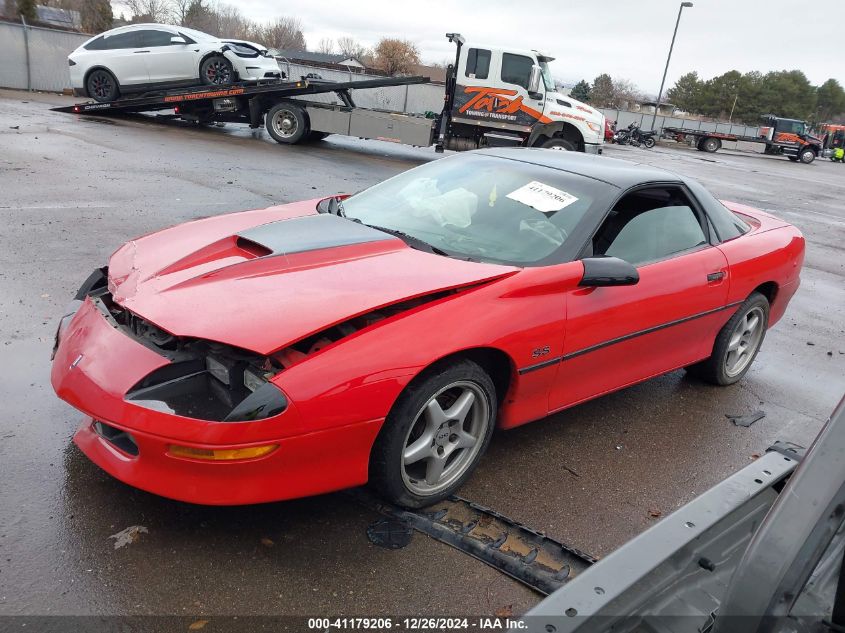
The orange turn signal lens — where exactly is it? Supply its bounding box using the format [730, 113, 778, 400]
[168, 444, 278, 461]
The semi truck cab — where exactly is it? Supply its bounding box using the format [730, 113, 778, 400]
[441, 35, 605, 154]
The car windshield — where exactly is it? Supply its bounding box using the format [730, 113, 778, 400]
[176, 26, 217, 41]
[342, 153, 608, 265]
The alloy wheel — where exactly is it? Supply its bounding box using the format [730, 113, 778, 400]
[401, 381, 491, 496]
[205, 59, 231, 85]
[724, 306, 765, 377]
[89, 71, 113, 100]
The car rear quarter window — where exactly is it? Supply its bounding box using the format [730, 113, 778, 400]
[684, 178, 750, 242]
[84, 35, 106, 50]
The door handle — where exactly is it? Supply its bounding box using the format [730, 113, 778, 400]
[707, 271, 726, 282]
[133, 50, 150, 53]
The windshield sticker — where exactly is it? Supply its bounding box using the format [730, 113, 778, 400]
[506, 181, 579, 213]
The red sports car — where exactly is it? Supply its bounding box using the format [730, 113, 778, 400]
[52, 149, 804, 508]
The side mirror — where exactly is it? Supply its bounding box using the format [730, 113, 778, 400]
[528, 65, 543, 99]
[170, 36, 186, 44]
[579, 256, 639, 287]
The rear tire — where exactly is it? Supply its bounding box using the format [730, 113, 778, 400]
[643, 137, 656, 148]
[702, 137, 721, 153]
[369, 359, 497, 508]
[200, 55, 233, 85]
[86, 69, 119, 103]
[686, 292, 770, 385]
[541, 137, 577, 151]
[265, 102, 308, 144]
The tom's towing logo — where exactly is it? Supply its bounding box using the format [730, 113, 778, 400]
[457, 86, 551, 124]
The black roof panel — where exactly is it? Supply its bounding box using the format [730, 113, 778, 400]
[478, 147, 683, 189]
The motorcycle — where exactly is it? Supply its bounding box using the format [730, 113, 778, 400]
[614, 123, 658, 148]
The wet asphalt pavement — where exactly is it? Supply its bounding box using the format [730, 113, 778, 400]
[1, 89, 843, 623]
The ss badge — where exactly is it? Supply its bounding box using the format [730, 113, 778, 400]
[531, 346, 551, 358]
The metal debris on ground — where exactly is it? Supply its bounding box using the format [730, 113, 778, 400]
[109, 525, 148, 549]
[351, 491, 596, 595]
[366, 518, 414, 549]
[726, 410, 766, 427]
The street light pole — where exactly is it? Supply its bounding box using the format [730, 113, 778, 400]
[651, 1, 693, 131]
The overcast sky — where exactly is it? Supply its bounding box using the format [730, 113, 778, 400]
[232, 0, 844, 94]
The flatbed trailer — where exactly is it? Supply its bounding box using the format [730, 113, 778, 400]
[53, 75, 440, 147]
[53, 33, 607, 155]
[665, 117, 822, 164]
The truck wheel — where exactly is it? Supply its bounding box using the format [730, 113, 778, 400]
[695, 138, 706, 151]
[799, 148, 816, 164]
[702, 137, 721, 153]
[541, 138, 577, 151]
[266, 103, 308, 144]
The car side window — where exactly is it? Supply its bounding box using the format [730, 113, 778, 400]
[501, 53, 533, 90]
[142, 30, 177, 47]
[101, 31, 142, 50]
[465, 48, 491, 79]
[592, 187, 708, 266]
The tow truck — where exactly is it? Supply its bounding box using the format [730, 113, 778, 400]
[664, 114, 823, 163]
[54, 33, 605, 155]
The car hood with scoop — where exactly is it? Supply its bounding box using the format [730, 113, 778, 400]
[106, 202, 517, 354]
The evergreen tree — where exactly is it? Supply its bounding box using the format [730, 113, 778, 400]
[570, 79, 591, 103]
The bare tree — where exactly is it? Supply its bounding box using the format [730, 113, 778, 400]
[123, 0, 171, 22]
[336, 35, 367, 60]
[170, 0, 190, 24]
[317, 37, 335, 54]
[257, 16, 306, 50]
[372, 38, 420, 76]
[613, 78, 644, 107]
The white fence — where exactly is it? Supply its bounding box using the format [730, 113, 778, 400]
[0, 20, 89, 92]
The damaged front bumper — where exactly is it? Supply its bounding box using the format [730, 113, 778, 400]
[51, 269, 383, 505]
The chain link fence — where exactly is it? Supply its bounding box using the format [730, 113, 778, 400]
[0, 20, 89, 92]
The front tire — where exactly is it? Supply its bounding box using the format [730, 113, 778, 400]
[686, 292, 770, 385]
[86, 69, 119, 103]
[799, 148, 816, 164]
[200, 55, 233, 85]
[370, 359, 497, 508]
[541, 137, 577, 151]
